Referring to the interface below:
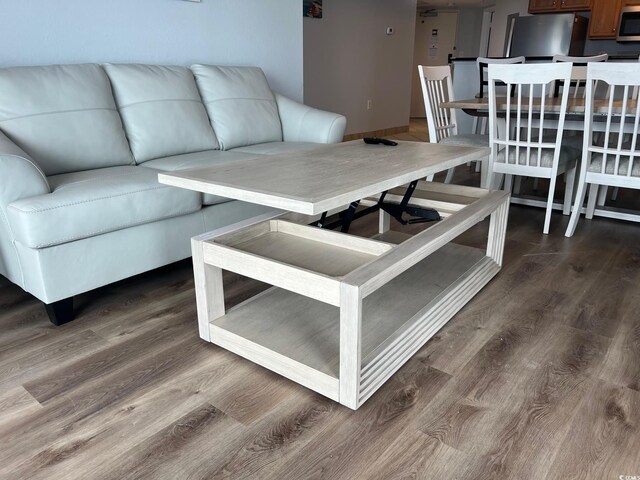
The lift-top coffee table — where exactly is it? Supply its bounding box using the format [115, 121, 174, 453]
[159, 140, 508, 410]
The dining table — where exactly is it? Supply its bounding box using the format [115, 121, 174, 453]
[442, 96, 639, 133]
[441, 96, 640, 221]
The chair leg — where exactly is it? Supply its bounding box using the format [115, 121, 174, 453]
[543, 176, 558, 235]
[379, 210, 391, 234]
[566, 179, 588, 237]
[612, 186, 619, 202]
[532, 177, 539, 191]
[597, 185, 608, 206]
[444, 167, 455, 184]
[513, 175, 522, 195]
[425, 174, 435, 182]
[563, 164, 577, 216]
[475, 161, 481, 173]
[480, 157, 489, 189]
[504, 174, 514, 193]
[586, 183, 598, 220]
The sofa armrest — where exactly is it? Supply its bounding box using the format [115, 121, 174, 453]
[0, 130, 50, 209]
[275, 93, 347, 144]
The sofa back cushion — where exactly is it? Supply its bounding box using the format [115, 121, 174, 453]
[191, 65, 282, 150]
[104, 64, 219, 163]
[0, 64, 134, 176]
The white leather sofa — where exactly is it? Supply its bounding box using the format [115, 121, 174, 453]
[0, 63, 346, 324]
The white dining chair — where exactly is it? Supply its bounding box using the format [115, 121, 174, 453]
[565, 62, 640, 237]
[418, 64, 488, 186]
[474, 57, 526, 186]
[476, 56, 526, 99]
[551, 54, 608, 99]
[487, 62, 579, 235]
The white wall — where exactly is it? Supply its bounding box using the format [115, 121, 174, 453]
[487, 0, 530, 57]
[0, 0, 303, 101]
[304, 0, 417, 135]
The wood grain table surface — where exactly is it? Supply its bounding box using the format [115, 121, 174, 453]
[158, 140, 489, 215]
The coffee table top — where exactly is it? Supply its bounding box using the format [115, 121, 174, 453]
[158, 140, 488, 215]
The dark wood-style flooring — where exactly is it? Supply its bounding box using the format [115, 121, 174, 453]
[2, 124, 640, 479]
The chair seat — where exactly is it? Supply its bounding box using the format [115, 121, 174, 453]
[7, 166, 202, 248]
[496, 144, 578, 168]
[588, 153, 640, 177]
[439, 134, 488, 148]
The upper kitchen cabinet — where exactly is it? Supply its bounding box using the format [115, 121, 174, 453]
[528, 0, 590, 13]
[589, 0, 623, 38]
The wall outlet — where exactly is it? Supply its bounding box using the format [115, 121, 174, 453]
[367, 99, 373, 110]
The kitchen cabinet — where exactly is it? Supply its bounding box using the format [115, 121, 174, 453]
[528, 0, 590, 13]
[589, 0, 623, 38]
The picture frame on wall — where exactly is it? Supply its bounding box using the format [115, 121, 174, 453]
[303, 0, 323, 19]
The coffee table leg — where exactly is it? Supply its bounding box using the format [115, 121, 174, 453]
[192, 237, 225, 342]
[339, 283, 362, 409]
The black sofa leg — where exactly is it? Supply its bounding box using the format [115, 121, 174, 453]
[45, 297, 74, 326]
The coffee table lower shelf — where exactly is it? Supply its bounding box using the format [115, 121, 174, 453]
[210, 243, 498, 404]
[192, 183, 510, 409]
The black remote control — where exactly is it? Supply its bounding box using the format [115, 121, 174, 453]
[363, 137, 398, 146]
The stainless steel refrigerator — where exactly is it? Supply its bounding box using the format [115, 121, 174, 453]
[508, 14, 588, 58]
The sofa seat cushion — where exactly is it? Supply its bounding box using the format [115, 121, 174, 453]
[103, 64, 219, 163]
[231, 142, 321, 156]
[7, 166, 201, 248]
[191, 65, 282, 150]
[0, 64, 134, 176]
[141, 150, 263, 206]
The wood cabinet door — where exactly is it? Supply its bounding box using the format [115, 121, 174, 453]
[559, 0, 591, 10]
[589, 0, 623, 38]
[529, 0, 559, 13]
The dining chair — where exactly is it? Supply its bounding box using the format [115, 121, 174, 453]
[551, 54, 608, 99]
[565, 62, 640, 237]
[473, 57, 526, 182]
[418, 64, 488, 186]
[476, 56, 526, 99]
[487, 62, 579, 234]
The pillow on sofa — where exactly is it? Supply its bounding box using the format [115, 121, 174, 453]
[191, 65, 282, 150]
[104, 64, 219, 163]
[0, 64, 134, 176]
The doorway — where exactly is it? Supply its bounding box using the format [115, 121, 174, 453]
[410, 11, 459, 117]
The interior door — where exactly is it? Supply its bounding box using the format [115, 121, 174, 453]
[411, 12, 458, 117]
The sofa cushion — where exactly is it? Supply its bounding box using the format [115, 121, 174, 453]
[7, 166, 201, 248]
[103, 64, 219, 163]
[191, 65, 282, 150]
[0, 64, 133, 176]
[231, 141, 322, 156]
[141, 150, 263, 206]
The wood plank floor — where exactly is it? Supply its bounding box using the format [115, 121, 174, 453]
[2, 121, 640, 479]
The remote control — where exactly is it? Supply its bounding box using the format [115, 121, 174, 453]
[363, 137, 398, 146]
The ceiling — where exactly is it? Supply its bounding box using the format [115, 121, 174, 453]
[416, 0, 488, 8]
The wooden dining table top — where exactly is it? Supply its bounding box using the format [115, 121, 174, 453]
[442, 97, 637, 115]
